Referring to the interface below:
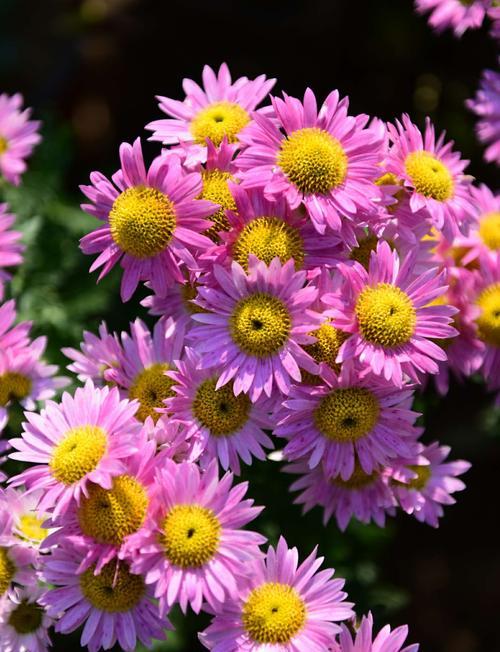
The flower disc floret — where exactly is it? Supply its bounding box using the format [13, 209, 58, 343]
[200, 170, 236, 238]
[7, 600, 43, 634]
[49, 425, 107, 486]
[0, 372, 32, 406]
[0, 547, 15, 596]
[332, 462, 378, 489]
[313, 387, 380, 442]
[160, 504, 221, 568]
[192, 378, 251, 436]
[190, 101, 251, 146]
[17, 515, 46, 543]
[129, 362, 175, 422]
[79, 561, 145, 612]
[479, 212, 500, 250]
[404, 151, 454, 202]
[233, 217, 305, 269]
[476, 283, 500, 347]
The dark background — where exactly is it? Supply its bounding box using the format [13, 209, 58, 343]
[1, 1, 498, 650]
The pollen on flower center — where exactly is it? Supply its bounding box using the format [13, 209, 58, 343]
[79, 561, 145, 612]
[404, 151, 454, 202]
[350, 236, 395, 270]
[190, 101, 251, 146]
[49, 425, 108, 486]
[129, 363, 175, 422]
[192, 377, 251, 436]
[233, 217, 305, 270]
[77, 475, 149, 545]
[313, 387, 380, 442]
[393, 464, 432, 490]
[0, 547, 15, 597]
[7, 600, 43, 634]
[355, 283, 417, 348]
[242, 582, 307, 644]
[479, 212, 500, 250]
[303, 321, 349, 381]
[199, 170, 236, 240]
[109, 185, 176, 259]
[17, 515, 47, 543]
[476, 283, 500, 347]
[277, 127, 348, 195]
[332, 461, 378, 489]
[160, 504, 221, 568]
[181, 282, 206, 315]
[0, 136, 8, 154]
[0, 372, 32, 407]
[230, 292, 292, 357]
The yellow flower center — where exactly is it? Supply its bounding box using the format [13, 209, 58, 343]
[79, 561, 145, 612]
[109, 185, 176, 259]
[476, 283, 500, 347]
[0, 548, 15, 597]
[404, 151, 454, 202]
[302, 321, 349, 382]
[192, 377, 251, 436]
[332, 461, 378, 489]
[356, 283, 417, 348]
[49, 425, 108, 486]
[129, 363, 175, 422]
[242, 582, 307, 644]
[190, 101, 251, 146]
[0, 136, 8, 154]
[0, 372, 32, 407]
[393, 464, 432, 490]
[77, 475, 149, 545]
[160, 504, 221, 568]
[277, 127, 348, 195]
[233, 217, 305, 271]
[17, 515, 47, 543]
[230, 293, 291, 357]
[313, 387, 380, 442]
[199, 170, 236, 240]
[180, 282, 206, 315]
[7, 600, 44, 634]
[479, 212, 500, 251]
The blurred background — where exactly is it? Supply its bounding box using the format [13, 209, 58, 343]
[0, 1, 498, 650]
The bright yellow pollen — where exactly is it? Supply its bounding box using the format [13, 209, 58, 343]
[0, 372, 32, 407]
[8, 600, 43, 634]
[0, 136, 8, 154]
[476, 283, 500, 347]
[0, 548, 15, 596]
[230, 293, 291, 357]
[190, 101, 250, 146]
[77, 475, 149, 545]
[278, 127, 348, 195]
[192, 378, 251, 436]
[129, 363, 175, 422]
[303, 321, 349, 382]
[376, 172, 400, 186]
[404, 151, 454, 202]
[242, 582, 307, 644]
[199, 170, 237, 241]
[393, 464, 432, 490]
[479, 212, 500, 251]
[49, 425, 107, 486]
[160, 504, 221, 568]
[332, 461, 378, 489]
[79, 561, 145, 612]
[233, 217, 305, 270]
[17, 515, 47, 543]
[109, 185, 176, 259]
[313, 387, 380, 442]
[356, 283, 417, 348]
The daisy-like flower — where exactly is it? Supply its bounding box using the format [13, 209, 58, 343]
[237, 88, 384, 239]
[332, 612, 419, 652]
[284, 459, 396, 531]
[128, 459, 266, 615]
[164, 347, 273, 474]
[41, 540, 170, 652]
[0, 94, 41, 186]
[389, 442, 470, 528]
[189, 256, 322, 401]
[0, 488, 50, 551]
[326, 241, 457, 387]
[79, 138, 217, 301]
[0, 586, 53, 652]
[276, 365, 420, 481]
[8, 381, 141, 517]
[0, 538, 36, 604]
[415, 0, 491, 36]
[467, 68, 500, 167]
[0, 204, 24, 301]
[199, 536, 354, 651]
[146, 63, 275, 166]
[385, 115, 475, 240]
[62, 321, 122, 386]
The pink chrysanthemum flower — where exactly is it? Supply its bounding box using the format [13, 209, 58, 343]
[467, 68, 500, 167]
[128, 459, 266, 615]
[8, 381, 141, 517]
[200, 536, 354, 651]
[0, 204, 24, 301]
[326, 241, 457, 387]
[0, 299, 31, 352]
[389, 442, 470, 528]
[0, 488, 50, 551]
[146, 63, 275, 166]
[164, 347, 273, 474]
[41, 540, 170, 652]
[0, 536, 36, 604]
[332, 612, 419, 652]
[415, 0, 491, 36]
[62, 321, 122, 386]
[385, 115, 475, 240]
[237, 89, 384, 239]
[189, 257, 322, 401]
[0, 586, 54, 652]
[284, 459, 396, 531]
[0, 94, 41, 186]
[79, 138, 217, 301]
[276, 365, 420, 480]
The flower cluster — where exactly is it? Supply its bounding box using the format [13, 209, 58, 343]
[468, 67, 500, 167]
[414, 0, 500, 37]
